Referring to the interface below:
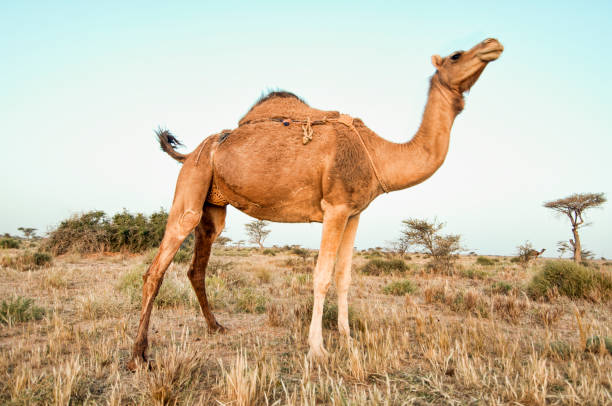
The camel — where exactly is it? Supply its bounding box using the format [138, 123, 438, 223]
[127, 38, 504, 370]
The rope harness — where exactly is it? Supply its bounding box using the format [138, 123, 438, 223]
[240, 114, 390, 193]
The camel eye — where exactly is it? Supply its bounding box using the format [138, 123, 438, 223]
[450, 52, 462, 61]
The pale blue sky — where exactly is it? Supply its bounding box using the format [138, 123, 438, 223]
[1, 1, 610, 257]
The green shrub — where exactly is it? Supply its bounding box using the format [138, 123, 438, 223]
[291, 247, 311, 262]
[262, 248, 276, 256]
[548, 340, 573, 359]
[0, 237, 20, 249]
[1, 250, 52, 271]
[475, 256, 495, 266]
[117, 266, 193, 308]
[585, 336, 612, 355]
[294, 296, 364, 332]
[510, 257, 521, 263]
[173, 248, 192, 264]
[461, 268, 488, 280]
[44, 210, 110, 255]
[0, 296, 45, 326]
[45, 208, 173, 255]
[359, 258, 409, 276]
[527, 261, 612, 301]
[382, 280, 416, 296]
[206, 259, 233, 275]
[491, 281, 513, 295]
[235, 287, 267, 313]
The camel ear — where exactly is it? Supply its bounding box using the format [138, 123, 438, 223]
[431, 55, 443, 69]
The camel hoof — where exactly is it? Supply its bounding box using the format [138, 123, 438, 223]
[307, 345, 329, 361]
[127, 357, 155, 372]
[209, 321, 227, 333]
[127, 357, 144, 372]
[341, 334, 354, 347]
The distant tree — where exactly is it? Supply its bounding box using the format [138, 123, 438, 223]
[212, 229, 232, 247]
[245, 220, 271, 249]
[387, 234, 411, 258]
[556, 241, 571, 258]
[543, 193, 606, 262]
[400, 218, 462, 272]
[234, 240, 246, 249]
[18, 227, 37, 240]
[291, 246, 310, 262]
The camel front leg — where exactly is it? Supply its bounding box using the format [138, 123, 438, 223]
[308, 204, 350, 359]
[334, 214, 360, 339]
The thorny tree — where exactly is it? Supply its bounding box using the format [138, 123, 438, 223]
[17, 227, 37, 240]
[244, 220, 271, 249]
[401, 218, 462, 272]
[387, 234, 411, 258]
[543, 193, 606, 262]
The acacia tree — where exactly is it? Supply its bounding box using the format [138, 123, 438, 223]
[212, 229, 232, 247]
[543, 193, 606, 262]
[387, 233, 411, 258]
[400, 218, 462, 272]
[556, 241, 570, 258]
[18, 227, 37, 240]
[245, 220, 271, 249]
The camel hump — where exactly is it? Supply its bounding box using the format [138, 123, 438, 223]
[239, 90, 339, 126]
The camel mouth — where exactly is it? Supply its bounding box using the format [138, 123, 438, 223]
[477, 46, 504, 62]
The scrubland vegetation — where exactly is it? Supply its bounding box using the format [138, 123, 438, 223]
[1, 241, 611, 404]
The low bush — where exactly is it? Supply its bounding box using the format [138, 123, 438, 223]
[45, 208, 172, 255]
[262, 248, 276, 256]
[293, 297, 364, 332]
[0, 237, 20, 249]
[0, 251, 52, 271]
[173, 248, 192, 264]
[585, 336, 612, 355]
[492, 295, 529, 323]
[254, 267, 272, 284]
[0, 296, 45, 326]
[117, 266, 193, 308]
[235, 287, 267, 313]
[491, 281, 512, 295]
[424, 285, 489, 318]
[359, 258, 409, 276]
[382, 280, 416, 296]
[291, 247, 310, 262]
[206, 259, 233, 275]
[475, 256, 495, 266]
[527, 261, 612, 301]
[461, 268, 488, 279]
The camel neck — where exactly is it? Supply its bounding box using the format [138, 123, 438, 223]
[373, 75, 462, 192]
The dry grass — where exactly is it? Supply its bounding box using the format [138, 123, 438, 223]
[0, 250, 610, 405]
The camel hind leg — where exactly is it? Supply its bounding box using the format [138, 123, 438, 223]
[188, 203, 227, 332]
[128, 151, 213, 371]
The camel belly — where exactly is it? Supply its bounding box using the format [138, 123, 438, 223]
[208, 172, 324, 223]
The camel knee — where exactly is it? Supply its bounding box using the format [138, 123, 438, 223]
[314, 279, 331, 298]
[178, 209, 202, 236]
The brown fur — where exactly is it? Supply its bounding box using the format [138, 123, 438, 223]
[128, 38, 504, 370]
[239, 93, 339, 126]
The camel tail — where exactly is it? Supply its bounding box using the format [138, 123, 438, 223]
[155, 127, 187, 163]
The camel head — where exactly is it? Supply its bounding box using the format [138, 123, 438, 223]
[431, 38, 503, 94]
